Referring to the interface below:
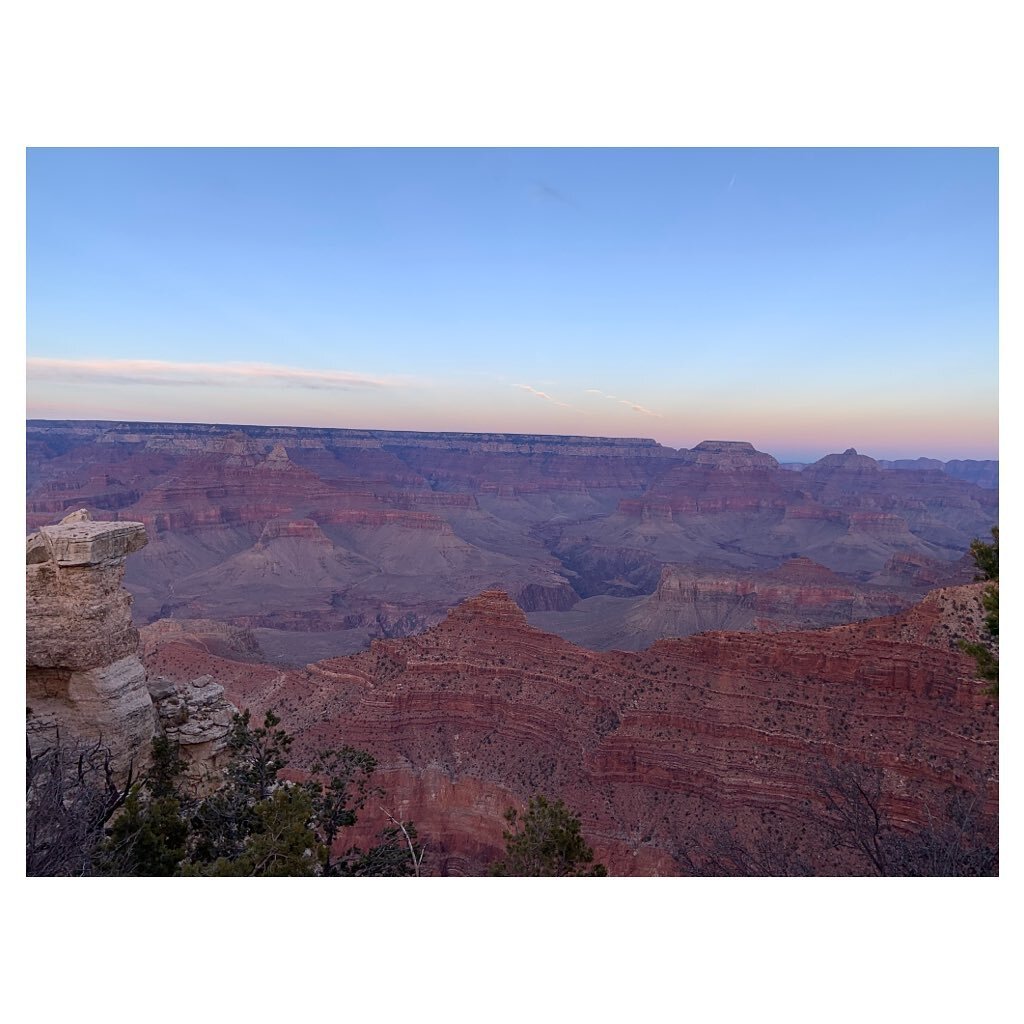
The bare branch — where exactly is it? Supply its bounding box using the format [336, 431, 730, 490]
[379, 805, 425, 877]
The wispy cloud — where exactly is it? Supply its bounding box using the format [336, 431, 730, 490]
[514, 384, 577, 410]
[584, 387, 661, 418]
[620, 400, 661, 417]
[27, 358, 397, 391]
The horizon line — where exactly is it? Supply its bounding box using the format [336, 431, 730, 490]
[25, 416, 999, 466]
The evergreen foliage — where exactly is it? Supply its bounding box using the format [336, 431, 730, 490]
[227, 709, 293, 801]
[960, 526, 999, 696]
[969, 526, 998, 583]
[29, 707, 426, 877]
[101, 788, 188, 876]
[489, 796, 607, 876]
[149, 735, 187, 799]
[187, 787, 323, 877]
[304, 746, 378, 873]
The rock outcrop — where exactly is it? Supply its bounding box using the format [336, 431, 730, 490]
[146, 674, 235, 789]
[27, 509, 235, 783]
[27, 511, 156, 773]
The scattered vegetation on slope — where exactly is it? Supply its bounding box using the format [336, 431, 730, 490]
[26, 711, 424, 877]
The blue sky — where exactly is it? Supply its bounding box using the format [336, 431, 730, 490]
[26, 147, 998, 461]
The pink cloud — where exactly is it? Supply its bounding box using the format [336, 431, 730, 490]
[27, 358, 397, 391]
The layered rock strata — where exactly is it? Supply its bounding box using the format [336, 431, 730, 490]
[142, 585, 998, 875]
[28, 422, 997, 661]
[27, 510, 235, 782]
[27, 511, 156, 772]
[527, 556, 948, 650]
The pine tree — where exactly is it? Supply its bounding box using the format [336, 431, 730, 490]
[186, 787, 323, 877]
[304, 746, 378, 873]
[100, 787, 188, 876]
[489, 796, 607, 876]
[226, 709, 293, 800]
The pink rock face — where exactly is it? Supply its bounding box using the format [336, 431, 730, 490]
[143, 583, 997, 876]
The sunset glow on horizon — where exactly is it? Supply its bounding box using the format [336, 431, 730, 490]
[27, 148, 998, 463]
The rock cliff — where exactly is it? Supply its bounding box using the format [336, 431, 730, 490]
[27, 510, 235, 783]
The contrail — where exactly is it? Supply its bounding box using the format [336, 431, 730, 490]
[585, 387, 661, 418]
[515, 384, 577, 409]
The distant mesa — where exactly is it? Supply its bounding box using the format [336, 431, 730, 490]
[805, 448, 880, 473]
[681, 440, 780, 471]
[695, 440, 758, 451]
[879, 456, 945, 472]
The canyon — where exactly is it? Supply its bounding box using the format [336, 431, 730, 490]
[25, 421, 998, 875]
[26, 422, 997, 663]
[141, 583, 998, 875]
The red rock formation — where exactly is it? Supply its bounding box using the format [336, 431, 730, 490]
[313, 508, 452, 531]
[142, 585, 997, 875]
